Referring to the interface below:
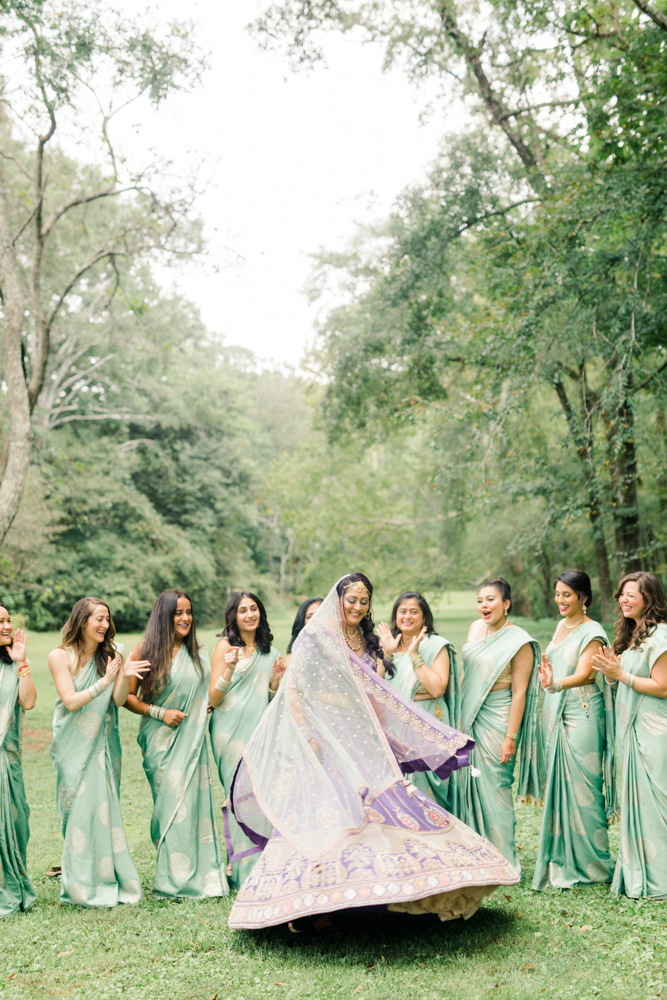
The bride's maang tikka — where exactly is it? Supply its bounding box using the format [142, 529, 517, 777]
[344, 580, 370, 600]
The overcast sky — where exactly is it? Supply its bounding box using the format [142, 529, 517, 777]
[110, 2, 456, 367]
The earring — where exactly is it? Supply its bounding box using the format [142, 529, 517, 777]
[504, 608, 509, 617]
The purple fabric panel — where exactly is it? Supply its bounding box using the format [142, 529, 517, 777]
[225, 763, 267, 860]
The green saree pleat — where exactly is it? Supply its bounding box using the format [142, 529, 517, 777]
[612, 623, 667, 899]
[50, 649, 142, 907]
[209, 646, 279, 889]
[137, 646, 227, 899]
[451, 626, 541, 873]
[532, 621, 614, 890]
[0, 662, 36, 917]
[387, 633, 459, 811]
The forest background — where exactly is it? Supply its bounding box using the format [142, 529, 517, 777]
[1, 0, 667, 632]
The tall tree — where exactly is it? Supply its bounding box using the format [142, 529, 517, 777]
[0, 0, 203, 543]
[255, 0, 667, 614]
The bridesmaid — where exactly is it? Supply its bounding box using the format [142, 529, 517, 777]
[125, 590, 226, 899]
[48, 598, 148, 907]
[532, 570, 614, 890]
[0, 604, 37, 916]
[378, 591, 459, 810]
[592, 571, 667, 899]
[284, 597, 322, 669]
[450, 578, 540, 872]
[209, 591, 284, 889]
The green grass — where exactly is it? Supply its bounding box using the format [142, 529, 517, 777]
[1, 599, 663, 999]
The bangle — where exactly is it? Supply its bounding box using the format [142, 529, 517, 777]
[299, 723, 317, 742]
[604, 675, 618, 686]
[547, 679, 562, 694]
[506, 732, 518, 742]
[87, 678, 106, 700]
[148, 704, 166, 721]
[268, 687, 277, 701]
[215, 675, 232, 693]
[624, 672, 635, 689]
[412, 656, 426, 670]
[18, 666, 31, 677]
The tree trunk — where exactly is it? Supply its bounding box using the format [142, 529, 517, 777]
[0, 172, 31, 545]
[553, 377, 614, 620]
[609, 397, 642, 574]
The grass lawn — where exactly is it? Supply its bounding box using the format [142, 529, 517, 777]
[1, 597, 663, 999]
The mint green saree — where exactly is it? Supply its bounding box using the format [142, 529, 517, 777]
[210, 646, 279, 889]
[0, 661, 36, 917]
[451, 625, 541, 872]
[612, 623, 667, 898]
[387, 633, 459, 811]
[50, 648, 142, 907]
[532, 621, 614, 890]
[137, 645, 226, 899]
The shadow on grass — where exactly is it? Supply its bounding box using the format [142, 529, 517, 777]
[231, 904, 521, 966]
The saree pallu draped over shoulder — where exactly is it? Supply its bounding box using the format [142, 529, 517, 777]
[0, 662, 36, 916]
[137, 646, 226, 899]
[451, 626, 541, 873]
[612, 623, 667, 899]
[209, 646, 279, 889]
[532, 621, 614, 890]
[50, 649, 142, 907]
[388, 634, 460, 811]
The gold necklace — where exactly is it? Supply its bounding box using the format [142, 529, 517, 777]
[343, 629, 362, 652]
[562, 617, 586, 632]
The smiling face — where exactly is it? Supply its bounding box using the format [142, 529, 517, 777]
[173, 595, 193, 642]
[342, 589, 370, 630]
[236, 596, 259, 636]
[396, 599, 425, 635]
[0, 607, 12, 646]
[85, 604, 110, 646]
[618, 581, 645, 621]
[554, 583, 584, 619]
[304, 601, 321, 625]
[477, 586, 509, 627]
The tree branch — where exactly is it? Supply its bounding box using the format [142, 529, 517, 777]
[631, 0, 667, 31]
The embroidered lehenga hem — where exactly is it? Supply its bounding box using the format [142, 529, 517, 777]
[229, 783, 518, 929]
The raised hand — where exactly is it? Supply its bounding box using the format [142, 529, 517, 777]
[408, 627, 427, 657]
[124, 658, 151, 680]
[538, 653, 554, 691]
[378, 622, 401, 655]
[105, 655, 121, 685]
[271, 655, 286, 685]
[7, 628, 27, 664]
[225, 647, 240, 671]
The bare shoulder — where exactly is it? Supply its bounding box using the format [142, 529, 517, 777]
[48, 647, 70, 671]
[128, 641, 144, 661]
[468, 619, 485, 642]
[213, 637, 232, 655]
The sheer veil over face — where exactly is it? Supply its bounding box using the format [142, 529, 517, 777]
[231, 577, 473, 863]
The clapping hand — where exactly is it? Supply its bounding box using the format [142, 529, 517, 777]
[8, 628, 27, 664]
[378, 622, 401, 655]
[124, 658, 151, 680]
[104, 655, 121, 686]
[591, 645, 623, 683]
[538, 653, 554, 691]
[408, 627, 427, 658]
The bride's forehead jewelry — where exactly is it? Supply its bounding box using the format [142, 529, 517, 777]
[344, 580, 370, 600]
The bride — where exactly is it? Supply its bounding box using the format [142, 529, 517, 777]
[227, 573, 519, 929]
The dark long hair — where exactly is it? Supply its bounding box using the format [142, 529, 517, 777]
[140, 590, 202, 703]
[336, 572, 394, 677]
[287, 597, 323, 653]
[555, 569, 593, 614]
[0, 602, 13, 665]
[479, 577, 513, 613]
[390, 591, 436, 639]
[613, 572, 667, 655]
[60, 597, 118, 677]
[221, 591, 273, 654]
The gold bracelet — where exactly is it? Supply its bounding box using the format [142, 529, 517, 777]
[506, 732, 518, 741]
